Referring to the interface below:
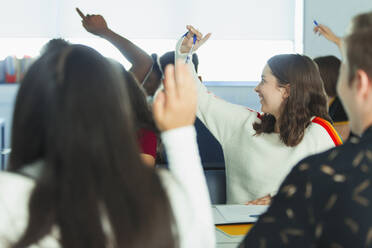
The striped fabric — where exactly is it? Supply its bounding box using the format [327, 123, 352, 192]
[312, 117, 343, 146]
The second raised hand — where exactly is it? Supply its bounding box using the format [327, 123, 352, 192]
[76, 8, 109, 36]
[180, 25, 212, 54]
[313, 23, 341, 48]
[153, 60, 197, 132]
[76, 7, 86, 20]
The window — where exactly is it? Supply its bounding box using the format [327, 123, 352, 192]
[0, 0, 303, 82]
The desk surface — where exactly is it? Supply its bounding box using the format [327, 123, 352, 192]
[216, 224, 253, 248]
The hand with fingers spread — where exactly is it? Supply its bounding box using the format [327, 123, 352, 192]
[153, 60, 197, 131]
[313, 23, 341, 48]
[76, 8, 109, 36]
[245, 194, 271, 205]
[180, 25, 212, 54]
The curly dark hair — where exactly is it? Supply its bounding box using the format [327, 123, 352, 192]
[253, 54, 331, 147]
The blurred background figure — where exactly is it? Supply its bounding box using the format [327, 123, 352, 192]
[314, 55, 350, 141]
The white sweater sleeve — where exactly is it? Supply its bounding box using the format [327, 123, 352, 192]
[175, 37, 259, 143]
[160, 126, 215, 248]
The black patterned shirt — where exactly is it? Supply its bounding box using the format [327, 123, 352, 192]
[241, 126, 372, 248]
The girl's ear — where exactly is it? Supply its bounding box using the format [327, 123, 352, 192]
[281, 84, 290, 99]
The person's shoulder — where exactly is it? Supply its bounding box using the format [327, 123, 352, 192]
[0, 171, 35, 190]
[0, 172, 35, 221]
[294, 140, 357, 174]
[309, 116, 335, 132]
[308, 116, 343, 146]
[0, 171, 35, 208]
[246, 108, 262, 119]
[0, 172, 60, 247]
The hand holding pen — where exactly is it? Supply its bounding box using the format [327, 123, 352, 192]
[185, 34, 197, 63]
[180, 25, 212, 55]
[313, 20, 342, 49]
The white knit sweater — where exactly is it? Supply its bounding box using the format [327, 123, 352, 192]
[175, 37, 340, 204]
[0, 126, 215, 248]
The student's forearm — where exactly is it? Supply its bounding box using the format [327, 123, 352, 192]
[328, 35, 342, 51]
[175, 37, 257, 143]
[161, 126, 215, 246]
[100, 29, 153, 83]
[335, 37, 342, 53]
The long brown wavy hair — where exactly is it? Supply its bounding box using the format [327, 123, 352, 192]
[8, 44, 177, 248]
[253, 54, 331, 147]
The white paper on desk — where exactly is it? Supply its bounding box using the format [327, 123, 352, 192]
[213, 204, 269, 224]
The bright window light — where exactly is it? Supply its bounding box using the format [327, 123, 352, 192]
[0, 38, 49, 59]
[70, 38, 295, 82]
[0, 38, 294, 82]
[196, 40, 294, 81]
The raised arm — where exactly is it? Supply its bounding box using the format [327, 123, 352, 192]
[314, 23, 342, 51]
[175, 25, 259, 143]
[153, 61, 215, 247]
[76, 8, 153, 84]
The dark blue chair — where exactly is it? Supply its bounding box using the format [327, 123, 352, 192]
[158, 118, 227, 204]
[204, 169, 226, 204]
[195, 118, 226, 204]
[195, 118, 225, 169]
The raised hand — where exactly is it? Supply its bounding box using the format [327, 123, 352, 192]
[180, 25, 212, 54]
[152, 60, 197, 131]
[313, 23, 341, 48]
[76, 8, 109, 36]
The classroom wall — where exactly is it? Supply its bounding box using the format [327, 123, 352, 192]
[304, 0, 372, 59]
[206, 85, 260, 112]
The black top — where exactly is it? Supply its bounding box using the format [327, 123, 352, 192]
[329, 97, 348, 124]
[241, 126, 372, 247]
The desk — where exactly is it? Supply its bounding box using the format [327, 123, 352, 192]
[216, 224, 253, 247]
[213, 204, 266, 247]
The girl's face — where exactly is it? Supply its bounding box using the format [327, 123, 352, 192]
[255, 64, 289, 119]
